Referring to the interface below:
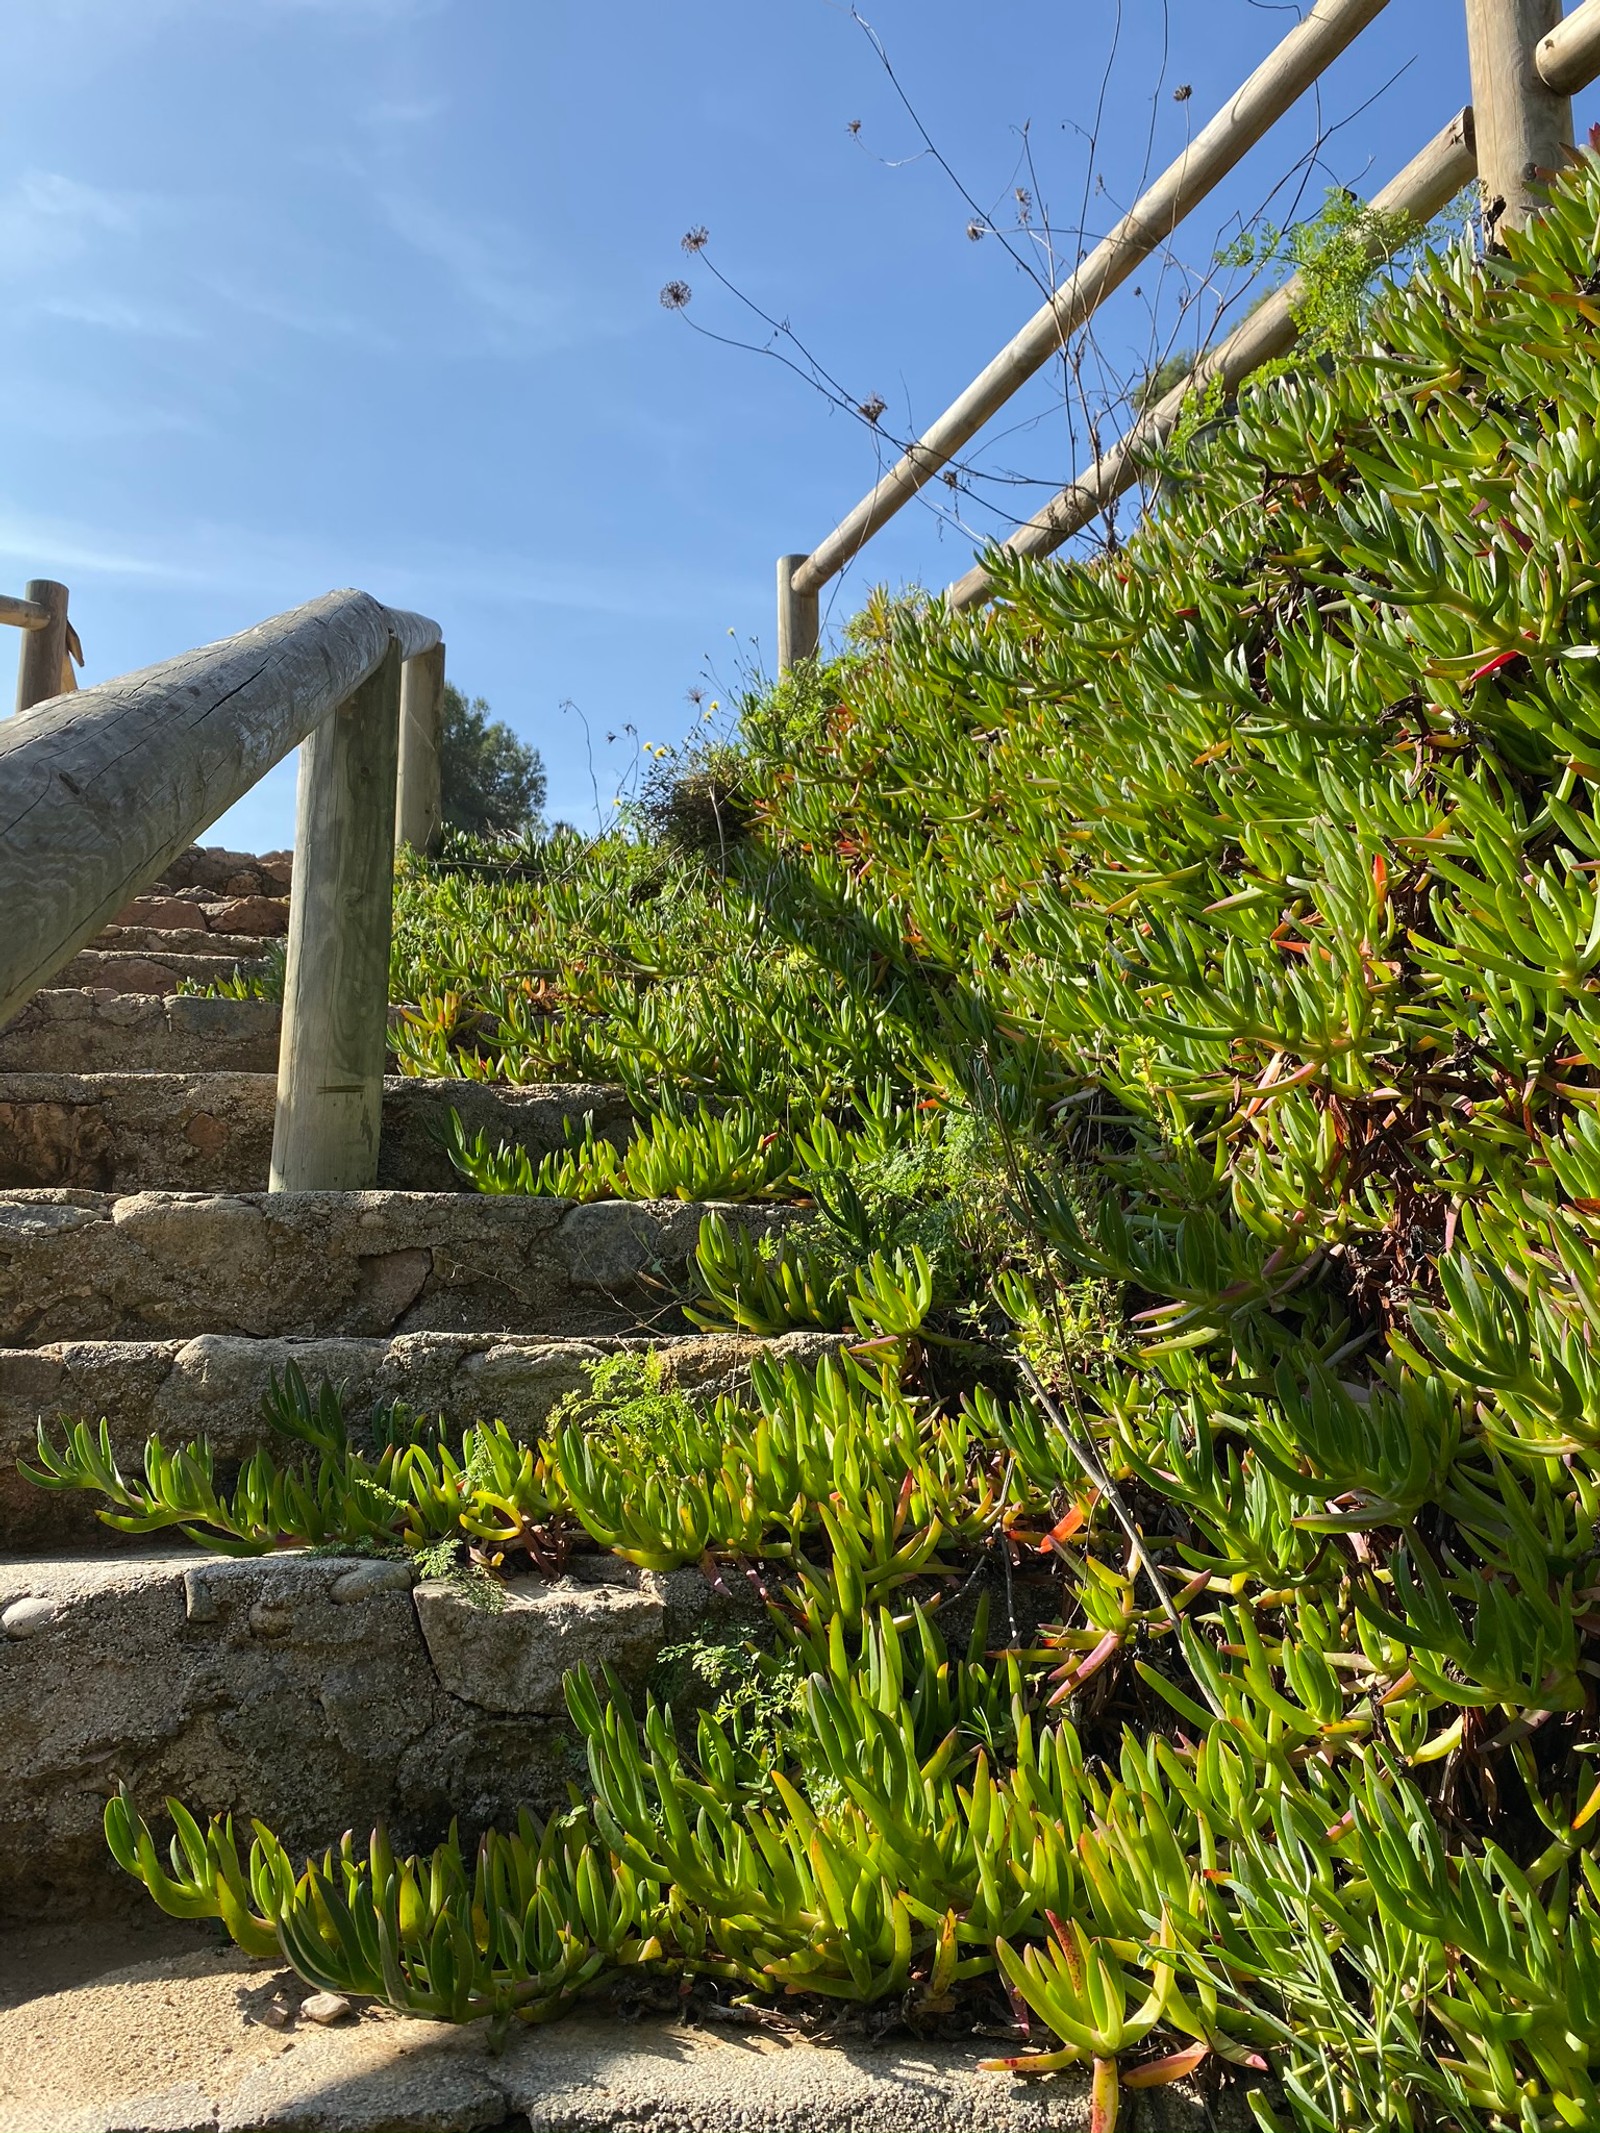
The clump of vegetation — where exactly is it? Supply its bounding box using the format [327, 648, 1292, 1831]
[633, 735, 754, 859]
[440, 683, 547, 840]
[43, 157, 1600, 2127]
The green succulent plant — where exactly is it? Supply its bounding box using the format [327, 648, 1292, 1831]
[42, 156, 1600, 2126]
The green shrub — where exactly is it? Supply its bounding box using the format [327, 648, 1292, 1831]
[66, 156, 1600, 2125]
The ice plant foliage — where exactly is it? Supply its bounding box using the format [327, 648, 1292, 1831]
[39, 158, 1600, 2129]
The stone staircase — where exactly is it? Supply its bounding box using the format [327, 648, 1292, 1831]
[0, 863, 1224, 2130]
[0, 846, 811, 1922]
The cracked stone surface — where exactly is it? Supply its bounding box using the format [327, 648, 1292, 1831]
[0, 1924, 1246, 2133]
[0, 991, 283, 1074]
[0, 1187, 788, 1345]
[0, 1549, 719, 1913]
[0, 1328, 839, 1552]
[415, 1557, 668, 1714]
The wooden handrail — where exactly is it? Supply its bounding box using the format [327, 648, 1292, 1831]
[1539, 0, 1600, 90]
[945, 109, 1476, 608]
[0, 593, 51, 631]
[0, 587, 444, 1190]
[774, 1, 1600, 659]
[786, 0, 1391, 606]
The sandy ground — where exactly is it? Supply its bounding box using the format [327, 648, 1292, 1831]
[0, 1921, 297, 2126]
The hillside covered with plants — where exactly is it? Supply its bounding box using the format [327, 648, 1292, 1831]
[48, 156, 1600, 2132]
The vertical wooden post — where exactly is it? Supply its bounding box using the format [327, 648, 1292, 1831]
[1465, 0, 1573, 238]
[395, 641, 446, 854]
[776, 554, 820, 672]
[270, 638, 401, 1192]
[14, 581, 69, 714]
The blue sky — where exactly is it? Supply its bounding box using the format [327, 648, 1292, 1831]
[0, 0, 1554, 849]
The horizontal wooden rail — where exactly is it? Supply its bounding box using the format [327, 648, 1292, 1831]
[946, 108, 1477, 609]
[1538, 0, 1600, 91]
[0, 593, 51, 631]
[787, 0, 1390, 605]
[0, 588, 440, 1033]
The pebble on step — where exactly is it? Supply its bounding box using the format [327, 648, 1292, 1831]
[2, 1595, 59, 1638]
[298, 1991, 354, 2025]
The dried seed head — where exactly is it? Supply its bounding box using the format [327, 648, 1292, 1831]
[660, 280, 692, 310]
[681, 226, 709, 254]
[858, 394, 887, 425]
[1173, 83, 1192, 101]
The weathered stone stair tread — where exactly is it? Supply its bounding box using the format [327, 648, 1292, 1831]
[87, 926, 275, 958]
[0, 1546, 728, 1917]
[0, 1187, 786, 1345]
[0, 1327, 838, 1550]
[0, 990, 282, 1074]
[59, 948, 272, 993]
[0, 1072, 631, 1194]
[0, 1930, 1236, 2133]
[112, 892, 288, 937]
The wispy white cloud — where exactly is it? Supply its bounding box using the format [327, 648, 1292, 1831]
[369, 184, 587, 352]
[265, 0, 446, 16]
[43, 0, 443, 23]
[0, 502, 757, 623]
[204, 272, 395, 348]
[4, 377, 207, 444]
[358, 94, 445, 132]
[0, 510, 201, 584]
[33, 293, 203, 339]
[0, 170, 139, 276]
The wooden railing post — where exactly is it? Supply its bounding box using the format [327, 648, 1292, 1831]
[1466, 0, 1573, 236]
[270, 636, 402, 1192]
[14, 581, 69, 714]
[396, 641, 446, 854]
[776, 555, 820, 673]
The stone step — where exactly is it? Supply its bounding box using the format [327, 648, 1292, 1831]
[59, 949, 273, 995]
[1, 1327, 834, 1552]
[110, 891, 288, 937]
[0, 1073, 629, 1195]
[0, 1942, 1201, 2133]
[0, 1544, 726, 1919]
[0, 991, 283, 1074]
[85, 926, 275, 959]
[0, 1188, 787, 1347]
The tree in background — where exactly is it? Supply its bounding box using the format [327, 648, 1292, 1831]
[439, 684, 547, 838]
